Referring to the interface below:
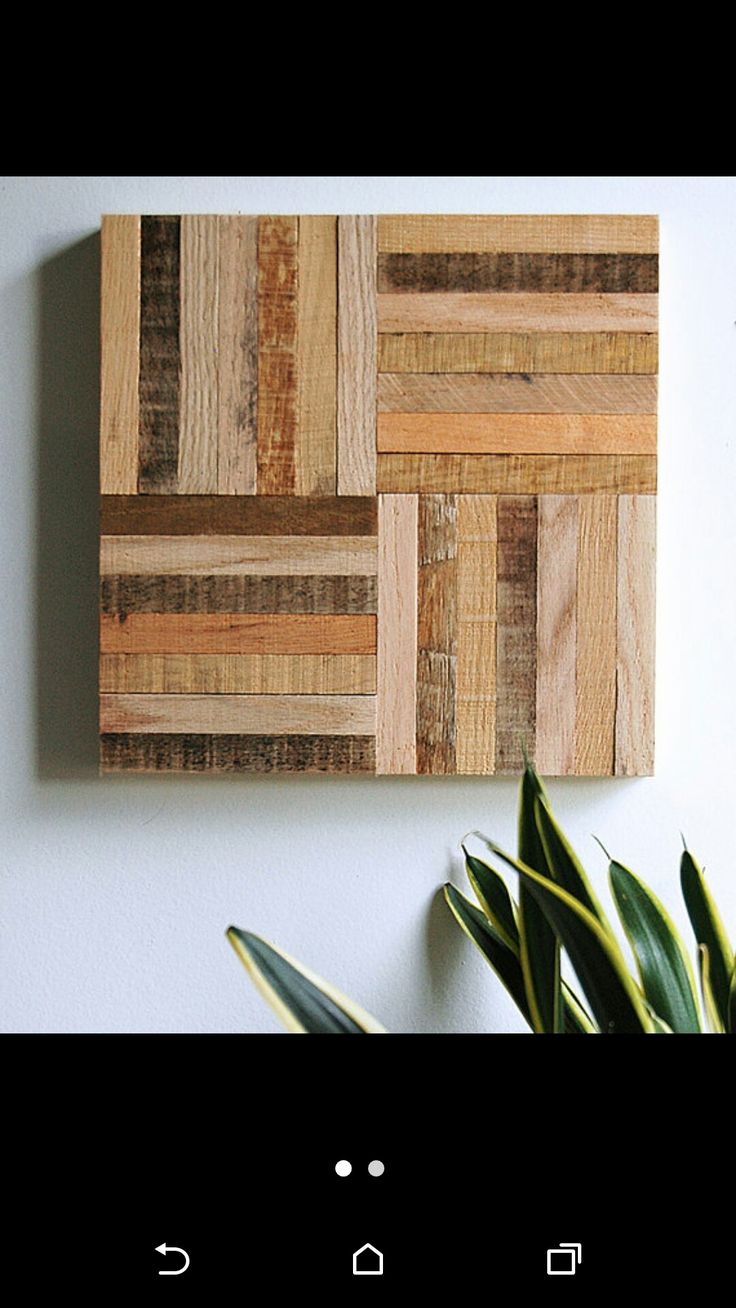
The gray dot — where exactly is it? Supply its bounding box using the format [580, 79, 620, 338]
[368, 1159, 385, 1177]
[335, 1159, 352, 1177]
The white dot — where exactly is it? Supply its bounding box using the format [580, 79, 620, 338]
[368, 1160, 385, 1177]
[335, 1159, 352, 1177]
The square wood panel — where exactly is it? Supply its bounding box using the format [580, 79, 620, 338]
[100, 214, 657, 775]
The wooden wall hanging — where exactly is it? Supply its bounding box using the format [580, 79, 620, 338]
[99, 214, 657, 776]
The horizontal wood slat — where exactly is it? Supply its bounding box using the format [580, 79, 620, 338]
[99, 653, 377, 695]
[377, 373, 657, 414]
[377, 332, 658, 374]
[100, 693, 377, 735]
[378, 453, 656, 495]
[377, 413, 656, 455]
[378, 252, 658, 294]
[100, 496, 378, 536]
[100, 733, 376, 773]
[378, 292, 658, 334]
[378, 214, 658, 254]
[101, 574, 377, 615]
[100, 535, 378, 576]
[100, 613, 377, 654]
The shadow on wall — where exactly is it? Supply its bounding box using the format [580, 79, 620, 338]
[35, 233, 101, 780]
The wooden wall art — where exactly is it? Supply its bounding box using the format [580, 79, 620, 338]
[99, 214, 657, 776]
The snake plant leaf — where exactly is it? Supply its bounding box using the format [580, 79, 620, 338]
[227, 927, 385, 1034]
[729, 966, 736, 1035]
[698, 946, 725, 1034]
[680, 850, 732, 1031]
[642, 1001, 674, 1034]
[533, 794, 615, 938]
[462, 847, 519, 952]
[443, 884, 532, 1028]
[562, 983, 598, 1034]
[518, 763, 562, 1035]
[608, 860, 701, 1033]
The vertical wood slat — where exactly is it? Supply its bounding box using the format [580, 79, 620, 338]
[100, 215, 140, 494]
[536, 496, 578, 775]
[576, 495, 618, 774]
[257, 216, 298, 494]
[495, 496, 537, 774]
[138, 215, 181, 493]
[217, 216, 259, 495]
[416, 494, 457, 774]
[337, 216, 377, 495]
[456, 495, 497, 774]
[616, 495, 656, 775]
[178, 215, 219, 493]
[296, 216, 337, 494]
[376, 495, 418, 774]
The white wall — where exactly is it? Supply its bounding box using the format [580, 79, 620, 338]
[2, 174, 734, 1033]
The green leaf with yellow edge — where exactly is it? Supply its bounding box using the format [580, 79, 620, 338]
[462, 847, 519, 953]
[533, 794, 615, 938]
[518, 764, 562, 1035]
[680, 850, 732, 1032]
[698, 945, 725, 1034]
[443, 884, 532, 1029]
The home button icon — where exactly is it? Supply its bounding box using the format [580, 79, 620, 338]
[353, 1243, 383, 1276]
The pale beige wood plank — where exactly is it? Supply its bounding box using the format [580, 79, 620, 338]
[100, 215, 140, 494]
[378, 373, 658, 414]
[535, 496, 578, 775]
[456, 700, 496, 774]
[217, 215, 258, 494]
[100, 653, 376, 695]
[456, 495, 497, 774]
[178, 215, 219, 493]
[297, 216, 337, 494]
[376, 494, 418, 774]
[378, 413, 656, 455]
[378, 215, 659, 254]
[576, 496, 617, 775]
[337, 216, 377, 494]
[100, 535, 378, 576]
[615, 495, 656, 776]
[378, 293, 658, 334]
[378, 453, 656, 495]
[100, 693, 377, 735]
[377, 332, 658, 374]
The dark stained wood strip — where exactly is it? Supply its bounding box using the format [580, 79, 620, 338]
[138, 216, 181, 493]
[100, 612, 377, 654]
[495, 496, 537, 773]
[416, 494, 457, 774]
[257, 216, 298, 494]
[100, 495, 378, 536]
[101, 574, 377, 615]
[378, 252, 658, 294]
[100, 733, 376, 773]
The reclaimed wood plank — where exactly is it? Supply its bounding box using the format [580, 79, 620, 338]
[575, 495, 617, 776]
[456, 495, 497, 774]
[178, 215, 219, 493]
[101, 574, 377, 615]
[378, 215, 659, 255]
[296, 215, 337, 494]
[378, 453, 656, 495]
[378, 292, 658, 335]
[100, 495, 378, 536]
[378, 252, 658, 294]
[417, 495, 457, 774]
[99, 653, 377, 695]
[377, 332, 658, 374]
[377, 373, 657, 414]
[535, 496, 577, 776]
[100, 613, 377, 654]
[377, 413, 657, 455]
[376, 494, 418, 774]
[100, 215, 140, 494]
[100, 534, 378, 576]
[217, 215, 258, 494]
[100, 733, 376, 773]
[615, 495, 656, 776]
[495, 496, 537, 773]
[337, 216, 377, 494]
[257, 216, 298, 494]
[138, 215, 180, 493]
[100, 693, 377, 735]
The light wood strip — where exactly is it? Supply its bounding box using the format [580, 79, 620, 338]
[100, 613, 377, 655]
[101, 574, 377, 615]
[217, 216, 258, 494]
[178, 215, 219, 492]
[257, 216, 298, 494]
[100, 733, 376, 774]
[417, 495, 457, 774]
[378, 373, 657, 414]
[378, 454, 656, 495]
[378, 215, 659, 255]
[337, 216, 377, 494]
[376, 494, 418, 774]
[456, 496, 497, 774]
[377, 332, 658, 375]
[495, 496, 537, 774]
[378, 293, 657, 335]
[377, 251, 658, 294]
[100, 535, 378, 576]
[615, 495, 656, 776]
[100, 495, 378, 536]
[378, 413, 656, 455]
[575, 496, 617, 776]
[100, 653, 377, 695]
[100, 216, 140, 494]
[100, 694, 377, 735]
[535, 497, 577, 776]
[138, 216, 180, 493]
[297, 216, 337, 494]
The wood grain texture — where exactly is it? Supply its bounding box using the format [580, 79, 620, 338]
[296, 216, 337, 494]
[217, 215, 258, 494]
[100, 693, 376, 735]
[257, 216, 298, 494]
[417, 495, 457, 774]
[377, 332, 658, 374]
[378, 252, 659, 294]
[495, 496, 537, 774]
[378, 215, 659, 254]
[615, 495, 656, 776]
[376, 494, 418, 774]
[378, 453, 656, 495]
[100, 216, 140, 493]
[378, 292, 658, 335]
[337, 216, 377, 495]
[535, 496, 578, 775]
[101, 574, 377, 615]
[178, 215, 219, 493]
[100, 613, 377, 654]
[378, 373, 657, 414]
[100, 653, 377, 695]
[456, 496, 497, 774]
[101, 535, 378, 576]
[575, 496, 617, 776]
[100, 496, 378, 536]
[100, 733, 376, 773]
[377, 413, 656, 455]
[138, 216, 180, 493]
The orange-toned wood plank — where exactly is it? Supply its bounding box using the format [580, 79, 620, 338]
[377, 332, 658, 375]
[535, 497, 578, 776]
[257, 216, 298, 494]
[100, 693, 377, 735]
[218, 215, 258, 494]
[378, 453, 656, 495]
[575, 496, 617, 776]
[377, 413, 656, 455]
[337, 216, 377, 494]
[100, 215, 140, 494]
[378, 373, 657, 414]
[377, 292, 658, 335]
[99, 653, 377, 695]
[178, 215, 219, 493]
[615, 495, 656, 776]
[100, 613, 376, 655]
[297, 216, 337, 494]
[456, 496, 497, 774]
[376, 494, 418, 774]
[378, 214, 659, 254]
[100, 535, 378, 576]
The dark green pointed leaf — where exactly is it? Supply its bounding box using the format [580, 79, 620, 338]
[462, 847, 519, 952]
[516, 764, 562, 1033]
[680, 850, 732, 1031]
[698, 946, 725, 1034]
[561, 983, 597, 1034]
[443, 884, 532, 1028]
[533, 794, 614, 937]
[609, 860, 700, 1033]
